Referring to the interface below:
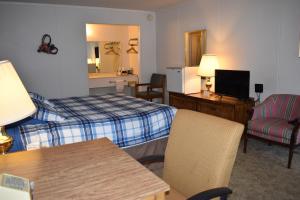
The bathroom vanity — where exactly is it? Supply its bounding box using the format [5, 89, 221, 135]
[88, 73, 138, 95]
[88, 73, 138, 88]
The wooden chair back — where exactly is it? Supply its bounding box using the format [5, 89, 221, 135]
[150, 74, 166, 89]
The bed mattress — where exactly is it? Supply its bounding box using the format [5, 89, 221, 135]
[7, 94, 176, 152]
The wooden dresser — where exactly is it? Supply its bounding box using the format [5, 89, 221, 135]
[169, 92, 254, 124]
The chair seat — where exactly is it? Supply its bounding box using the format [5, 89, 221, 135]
[136, 91, 163, 99]
[247, 118, 300, 144]
[166, 187, 187, 200]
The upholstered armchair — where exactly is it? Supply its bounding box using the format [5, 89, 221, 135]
[139, 109, 244, 200]
[244, 94, 300, 168]
[135, 73, 166, 104]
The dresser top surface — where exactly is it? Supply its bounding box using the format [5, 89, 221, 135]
[170, 92, 254, 105]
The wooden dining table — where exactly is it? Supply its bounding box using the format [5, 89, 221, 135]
[0, 138, 170, 200]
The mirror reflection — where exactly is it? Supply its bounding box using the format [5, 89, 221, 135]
[87, 41, 121, 73]
[185, 29, 207, 67]
[86, 24, 140, 76]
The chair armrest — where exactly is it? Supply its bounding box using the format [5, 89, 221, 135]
[288, 118, 300, 145]
[135, 83, 151, 94]
[187, 187, 232, 200]
[246, 108, 254, 121]
[137, 155, 165, 165]
[288, 118, 300, 125]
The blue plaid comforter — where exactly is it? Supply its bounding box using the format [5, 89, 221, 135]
[19, 94, 176, 150]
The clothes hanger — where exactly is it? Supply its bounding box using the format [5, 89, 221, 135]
[126, 46, 138, 54]
[129, 38, 138, 46]
[127, 38, 139, 54]
[104, 42, 120, 55]
[105, 47, 120, 55]
[105, 48, 119, 55]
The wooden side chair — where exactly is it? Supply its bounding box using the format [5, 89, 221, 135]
[139, 109, 244, 200]
[244, 94, 300, 168]
[135, 73, 166, 104]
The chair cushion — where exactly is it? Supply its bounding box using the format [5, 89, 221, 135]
[247, 118, 300, 144]
[166, 187, 187, 200]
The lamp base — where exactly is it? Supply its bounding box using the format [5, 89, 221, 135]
[202, 90, 211, 97]
[0, 127, 13, 155]
[205, 77, 213, 95]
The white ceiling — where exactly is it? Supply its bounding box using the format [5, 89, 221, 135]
[2, 0, 186, 10]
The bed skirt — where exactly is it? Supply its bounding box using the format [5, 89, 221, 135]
[124, 137, 167, 177]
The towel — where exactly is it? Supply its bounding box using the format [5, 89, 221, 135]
[115, 79, 125, 93]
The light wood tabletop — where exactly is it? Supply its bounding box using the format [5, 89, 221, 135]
[0, 138, 169, 200]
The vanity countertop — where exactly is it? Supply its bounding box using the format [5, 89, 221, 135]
[88, 73, 139, 89]
[88, 73, 137, 79]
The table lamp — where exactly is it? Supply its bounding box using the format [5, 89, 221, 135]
[198, 54, 219, 94]
[0, 60, 36, 154]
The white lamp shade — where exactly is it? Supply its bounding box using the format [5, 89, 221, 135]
[0, 60, 36, 126]
[198, 54, 219, 77]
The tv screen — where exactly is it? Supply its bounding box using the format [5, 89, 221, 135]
[215, 69, 250, 99]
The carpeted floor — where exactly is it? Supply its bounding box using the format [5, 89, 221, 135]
[229, 139, 300, 200]
[149, 139, 300, 200]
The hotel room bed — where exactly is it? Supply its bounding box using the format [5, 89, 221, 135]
[7, 93, 176, 154]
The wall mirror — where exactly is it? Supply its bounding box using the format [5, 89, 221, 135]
[87, 41, 121, 73]
[86, 24, 140, 76]
[185, 29, 207, 67]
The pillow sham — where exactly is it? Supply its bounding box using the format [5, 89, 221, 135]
[29, 92, 55, 107]
[31, 99, 67, 122]
[29, 92, 45, 101]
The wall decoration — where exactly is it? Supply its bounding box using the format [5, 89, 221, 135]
[37, 34, 58, 55]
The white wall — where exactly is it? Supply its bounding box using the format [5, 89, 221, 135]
[156, 0, 300, 100]
[0, 2, 156, 98]
[128, 26, 141, 75]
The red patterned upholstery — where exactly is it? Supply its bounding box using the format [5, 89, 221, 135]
[248, 94, 300, 145]
[252, 94, 300, 121]
[245, 94, 300, 168]
[248, 118, 300, 144]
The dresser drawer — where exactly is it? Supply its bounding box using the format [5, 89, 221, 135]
[169, 92, 254, 124]
[170, 96, 197, 110]
[198, 102, 235, 120]
[198, 102, 220, 116]
[218, 105, 235, 120]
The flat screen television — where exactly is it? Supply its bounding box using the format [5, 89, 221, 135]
[215, 69, 250, 99]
